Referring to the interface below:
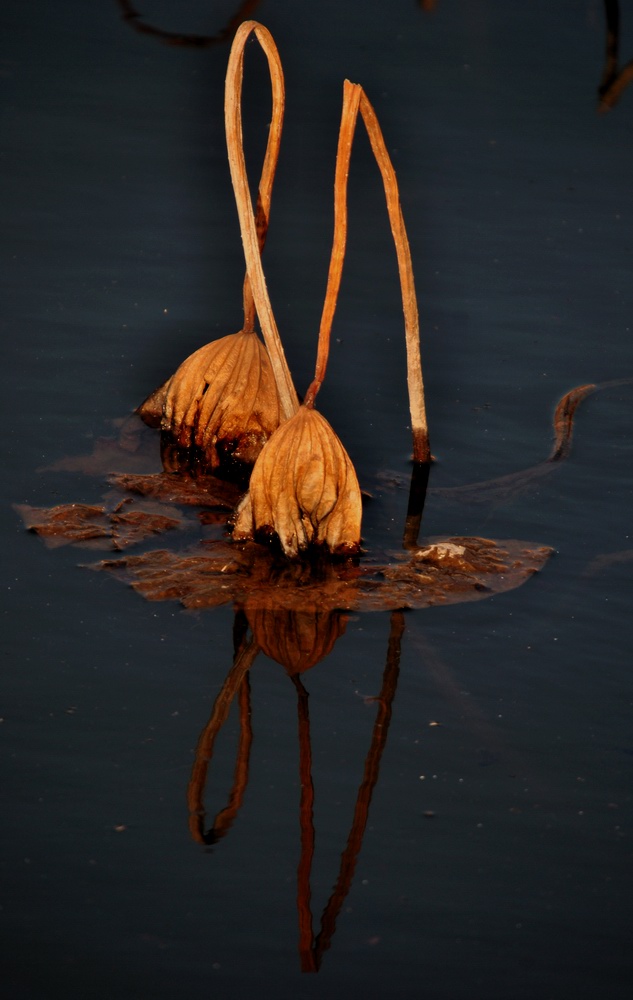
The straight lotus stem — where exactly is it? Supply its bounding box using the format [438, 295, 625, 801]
[305, 81, 362, 408]
[358, 88, 431, 464]
[402, 460, 431, 549]
[225, 21, 300, 421]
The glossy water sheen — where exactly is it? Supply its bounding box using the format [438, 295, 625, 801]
[2, 2, 632, 997]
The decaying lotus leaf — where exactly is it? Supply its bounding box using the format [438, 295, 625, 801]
[245, 605, 348, 674]
[108, 471, 242, 509]
[137, 330, 282, 471]
[16, 500, 184, 550]
[93, 535, 553, 612]
[233, 405, 362, 557]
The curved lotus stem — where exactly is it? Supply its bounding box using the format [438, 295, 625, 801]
[225, 21, 300, 420]
[305, 81, 430, 463]
[359, 89, 430, 463]
[237, 20, 284, 334]
[305, 82, 361, 409]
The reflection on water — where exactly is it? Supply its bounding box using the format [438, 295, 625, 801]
[187, 607, 404, 972]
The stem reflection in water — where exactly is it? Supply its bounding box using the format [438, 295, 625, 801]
[186, 608, 405, 972]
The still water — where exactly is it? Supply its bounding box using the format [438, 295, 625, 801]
[2, 1, 632, 997]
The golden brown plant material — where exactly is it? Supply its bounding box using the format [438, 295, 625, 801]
[305, 81, 429, 463]
[233, 406, 362, 557]
[224, 21, 299, 419]
[139, 331, 282, 472]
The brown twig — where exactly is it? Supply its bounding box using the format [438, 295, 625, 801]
[210, 675, 253, 840]
[225, 22, 300, 420]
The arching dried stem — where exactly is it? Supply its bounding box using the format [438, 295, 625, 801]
[304, 81, 430, 462]
[225, 21, 299, 420]
[237, 19, 284, 333]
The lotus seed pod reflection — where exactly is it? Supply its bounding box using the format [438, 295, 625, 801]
[137, 331, 282, 471]
[233, 405, 362, 557]
[245, 606, 348, 674]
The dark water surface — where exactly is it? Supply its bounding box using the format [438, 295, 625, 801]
[2, 2, 633, 997]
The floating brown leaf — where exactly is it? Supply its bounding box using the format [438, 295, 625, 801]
[93, 535, 553, 612]
[233, 405, 362, 557]
[16, 500, 185, 550]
